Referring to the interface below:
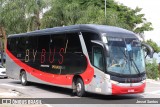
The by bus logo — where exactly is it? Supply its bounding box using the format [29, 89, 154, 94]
[2, 99, 12, 104]
[25, 48, 65, 64]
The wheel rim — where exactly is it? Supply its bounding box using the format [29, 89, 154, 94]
[21, 74, 26, 83]
[76, 83, 82, 93]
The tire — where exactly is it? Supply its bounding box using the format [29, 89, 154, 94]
[20, 71, 28, 86]
[76, 78, 85, 97]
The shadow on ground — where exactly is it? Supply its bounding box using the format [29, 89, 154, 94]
[9, 80, 143, 101]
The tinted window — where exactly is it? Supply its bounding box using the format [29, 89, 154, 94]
[66, 33, 82, 53]
[50, 34, 66, 50]
[37, 35, 50, 52]
[82, 32, 100, 62]
[7, 38, 11, 51]
[8, 37, 17, 53]
[27, 36, 38, 50]
[17, 37, 28, 53]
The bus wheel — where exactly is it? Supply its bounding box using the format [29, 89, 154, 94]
[20, 71, 28, 86]
[76, 78, 85, 97]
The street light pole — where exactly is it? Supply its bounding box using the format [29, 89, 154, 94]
[105, 0, 106, 17]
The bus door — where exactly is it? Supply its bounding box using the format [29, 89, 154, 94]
[91, 41, 107, 93]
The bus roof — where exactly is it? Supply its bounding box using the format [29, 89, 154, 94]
[8, 24, 136, 38]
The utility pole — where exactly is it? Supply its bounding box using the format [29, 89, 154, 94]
[105, 0, 107, 17]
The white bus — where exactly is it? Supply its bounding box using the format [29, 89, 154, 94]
[6, 24, 153, 97]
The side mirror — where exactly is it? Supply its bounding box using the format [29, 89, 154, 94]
[141, 43, 154, 58]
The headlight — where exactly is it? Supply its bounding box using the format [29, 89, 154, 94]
[111, 80, 119, 84]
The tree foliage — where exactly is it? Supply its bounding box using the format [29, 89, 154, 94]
[42, 0, 153, 34]
[0, 0, 153, 36]
[0, 0, 27, 34]
[145, 39, 160, 53]
[146, 59, 159, 80]
[0, 0, 49, 34]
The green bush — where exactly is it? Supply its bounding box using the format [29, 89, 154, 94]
[146, 59, 159, 80]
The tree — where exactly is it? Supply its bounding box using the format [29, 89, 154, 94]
[41, 0, 153, 36]
[1, 0, 153, 36]
[0, 0, 49, 34]
[145, 39, 160, 53]
[0, 0, 6, 37]
[146, 58, 159, 80]
[0, 0, 27, 34]
[25, 0, 49, 31]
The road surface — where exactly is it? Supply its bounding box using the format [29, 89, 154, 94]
[0, 78, 160, 107]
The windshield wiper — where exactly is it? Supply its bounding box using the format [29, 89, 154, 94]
[130, 58, 141, 75]
[119, 47, 141, 75]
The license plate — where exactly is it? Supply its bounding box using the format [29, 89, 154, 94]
[128, 89, 134, 92]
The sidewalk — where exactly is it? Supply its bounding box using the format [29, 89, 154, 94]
[0, 88, 21, 97]
[146, 79, 160, 85]
[0, 88, 48, 107]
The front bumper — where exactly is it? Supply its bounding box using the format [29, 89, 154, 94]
[112, 83, 146, 95]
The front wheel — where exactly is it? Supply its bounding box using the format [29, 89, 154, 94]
[76, 78, 85, 97]
[20, 71, 28, 86]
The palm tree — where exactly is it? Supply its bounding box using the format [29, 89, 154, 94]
[25, 0, 49, 31]
[1, 0, 49, 34]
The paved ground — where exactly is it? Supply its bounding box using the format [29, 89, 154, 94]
[0, 78, 160, 107]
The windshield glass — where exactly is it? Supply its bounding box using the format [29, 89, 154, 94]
[107, 37, 145, 75]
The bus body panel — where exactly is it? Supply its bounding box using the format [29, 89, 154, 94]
[6, 51, 72, 89]
[6, 54, 20, 80]
[6, 47, 94, 87]
[85, 68, 112, 95]
[6, 24, 147, 95]
[26, 71, 72, 89]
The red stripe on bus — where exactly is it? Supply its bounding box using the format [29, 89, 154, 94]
[112, 83, 146, 95]
[6, 49, 94, 85]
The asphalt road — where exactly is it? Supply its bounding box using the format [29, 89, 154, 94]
[0, 78, 160, 107]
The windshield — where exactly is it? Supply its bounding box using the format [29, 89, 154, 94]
[107, 38, 145, 75]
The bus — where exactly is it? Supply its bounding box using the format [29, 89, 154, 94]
[6, 24, 153, 97]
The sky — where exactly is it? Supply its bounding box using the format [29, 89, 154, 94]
[115, 0, 160, 63]
[115, 0, 160, 45]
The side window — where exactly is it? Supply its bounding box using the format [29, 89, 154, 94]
[82, 32, 100, 62]
[17, 37, 27, 53]
[7, 38, 11, 51]
[9, 37, 17, 53]
[66, 33, 82, 53]
[93, 46, 104, 71]
[37, 35, 50, 52]
[28, 36, 38, 50]
[49, 34, 66, 66]
[50, 34, 66, 50]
